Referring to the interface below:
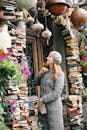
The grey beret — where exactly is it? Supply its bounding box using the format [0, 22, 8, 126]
[50, 51, 62, 64]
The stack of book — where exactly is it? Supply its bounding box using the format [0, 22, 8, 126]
[18, 95, 39, 130]
[61, 26, 74, 40]
[61, 26, 83, 128]
[8, 47, 17, 58]
[15, 20, 26, 57]
[19, 84, 28, 95]
[15, 38, 26, 57]
[61, 27, 83, 95]
[66, 38, 83, 94]
[4, 82, 40, 130]
[2, 0, 16, 20]
[67, 95, 83, 127]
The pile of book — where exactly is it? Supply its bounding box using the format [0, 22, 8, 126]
[1, 0, 16, 20]
[61, 26, 83, 129]
[4, 83, 40, 130]
[66, 37, 83, 95]
[61, 27, 83, 95]
[15, 20, 26, 58]
[8, 20, 26, 61]
[67, 95, 83, 128]
[61, 26, 74, 40]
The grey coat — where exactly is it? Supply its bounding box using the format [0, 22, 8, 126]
[33, 69, 64, 130]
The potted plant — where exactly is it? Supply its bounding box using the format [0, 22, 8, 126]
[0, 58, 24, 95]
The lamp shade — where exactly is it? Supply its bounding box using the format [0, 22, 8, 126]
[0, 24, 11, 49]
[70, 8, 87, 28]
[42, 28, 52, 39]
[31, 19, 44, 33]
[16, 0, 37, 10]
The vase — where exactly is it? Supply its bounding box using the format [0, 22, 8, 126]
[70, 7, 87, 28]
[16, 0, 37, 10]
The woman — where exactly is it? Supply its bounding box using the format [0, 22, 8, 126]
[33, 51, 64, 130]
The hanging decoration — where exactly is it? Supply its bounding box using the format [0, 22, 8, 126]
[0, 24, 11, 49]
[16, 0, 37, 10]
[42, 27, 52, 45]
[41, 15, 52, 45]
[31, 18, 44, 34]
[26, 15, 35, 26]
[46, 0, 70, 16]
[23, 9, 35, 27]
[70, 7, 87, 29]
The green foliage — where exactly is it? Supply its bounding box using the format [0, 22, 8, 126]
[0, 103, 4, 122]
[0, 58, 24, 95]
[80, 50, 87, 57]
[0, 0, 4, 6]
[0, 121, 11, 130]
[80, 60, 87, 68]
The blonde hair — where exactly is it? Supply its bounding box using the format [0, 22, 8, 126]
[52, 62, 64, 80]
[44, 62, 64, 80]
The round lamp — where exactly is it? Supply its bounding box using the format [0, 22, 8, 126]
[16, 0, 37, 10]
[70, 8, 87, 28]
[46, 0, 70, 16]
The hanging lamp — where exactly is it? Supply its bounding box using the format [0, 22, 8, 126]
[0, 24, 11, 49]
[70, 7, 87, 29]
[16, 0, 37, 10]
[31, 16, 44, 34]
[41, 15, 52, 45]
[26, 14, 34, 26]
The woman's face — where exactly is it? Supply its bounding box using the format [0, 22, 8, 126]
[46, 54, 54, 65]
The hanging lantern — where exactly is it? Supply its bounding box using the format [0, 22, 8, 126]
[16, 0, 37, 10]
[26, 16, 35, 26]
[42, 27, 52, 45]
[46, 0, 70, 16]
[70, 8, 87, 29]
[0, 24, 11, 49]
[31, 19, 44, 34]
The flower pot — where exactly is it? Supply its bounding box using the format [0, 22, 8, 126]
[16, 0, 37, 10]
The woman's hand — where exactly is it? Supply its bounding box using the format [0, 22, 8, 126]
[40, 67, 48, 74]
